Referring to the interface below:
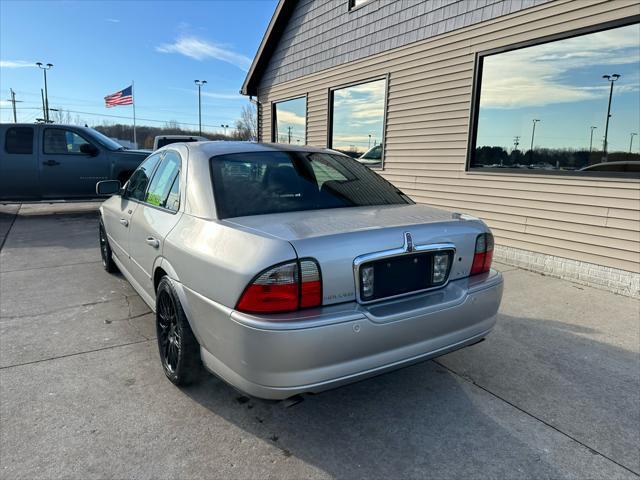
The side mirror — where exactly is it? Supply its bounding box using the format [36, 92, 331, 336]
[96, 180, 121, 196]
[80, 143, 99, 156]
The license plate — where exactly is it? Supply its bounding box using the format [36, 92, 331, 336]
[360, 252, 433, 301]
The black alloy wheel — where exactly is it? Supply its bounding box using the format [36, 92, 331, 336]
[155, 277, 202, 385]
[99, 220, 118, 273]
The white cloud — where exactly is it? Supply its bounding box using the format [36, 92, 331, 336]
[106, 18, 120, 23]
[156, 36, 251, 71]
[0, 100, 11, 106]
[480, 24, 640, 109]
[276, 109, 305, 126]
[0, 60, 34, 68]
[201, 91, 245, 100]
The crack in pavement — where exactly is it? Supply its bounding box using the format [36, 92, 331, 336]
[0, 338, 154, 370]
[0, 260, 103, 274]
[0, 294, 148, 322]
[0, 204, 21, 252]
[432, 359, 640, 478]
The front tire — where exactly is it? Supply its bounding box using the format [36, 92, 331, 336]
[99, 219, 118, 273]
[156, 277, 202, 385]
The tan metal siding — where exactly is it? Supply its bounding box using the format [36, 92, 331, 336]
[257, 0, 640, 274]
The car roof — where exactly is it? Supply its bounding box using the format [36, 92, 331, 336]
[156, 135, 207, 139]
[186, 141, 343, 157]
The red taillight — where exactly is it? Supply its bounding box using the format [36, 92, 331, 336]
[470, 232, 494, 276]
[236, 259, 322, 314]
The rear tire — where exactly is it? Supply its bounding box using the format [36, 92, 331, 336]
[156, 277, 203, 386]
[99, 219, 118, 273]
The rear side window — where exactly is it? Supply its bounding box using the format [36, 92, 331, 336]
[210, 151, 411, 219]
[145, 151, 181, 211]
[124, 153, 162, 201]
[5, 127, 34, 154]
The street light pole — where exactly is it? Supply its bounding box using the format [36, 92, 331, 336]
[36, 62, 53, 122]
[589, 126, 597, 153]
[602, 73, 620, 162]
[220, 124, 229, 136]
[530, 119, 540, 161]
[194, 80, 207, 136]
[630, 133, 637, 154]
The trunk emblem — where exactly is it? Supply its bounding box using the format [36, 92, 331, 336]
[403, 232, 414, 252]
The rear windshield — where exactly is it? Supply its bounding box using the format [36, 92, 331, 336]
[210, 151, 412, 219]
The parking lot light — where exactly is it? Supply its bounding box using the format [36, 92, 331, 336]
[194, 80, 207, 136]
[602, 73, 621, 162]
[36, 62, 53, 122]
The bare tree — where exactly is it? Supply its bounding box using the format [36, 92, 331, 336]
[164, 120, 182, 132]
[51, 108, 73, 124]
[234, 104, 257, 141]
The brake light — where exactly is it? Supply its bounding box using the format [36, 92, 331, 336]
[236, 259, 322, 314]
[470, 232, 494, 276]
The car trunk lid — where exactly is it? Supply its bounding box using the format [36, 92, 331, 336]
[224, 204, 488, 306]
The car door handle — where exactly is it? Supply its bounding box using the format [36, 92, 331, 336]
[119, 218, 129, 227]
[146, 237, 160, 248]
[42, 160, 61, 166]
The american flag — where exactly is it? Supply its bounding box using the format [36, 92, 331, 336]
[104, 85, 133, 107]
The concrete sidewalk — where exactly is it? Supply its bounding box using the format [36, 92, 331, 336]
[1, 202, 638, 479]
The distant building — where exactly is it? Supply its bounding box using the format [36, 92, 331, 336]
[242, 0, 640, 297]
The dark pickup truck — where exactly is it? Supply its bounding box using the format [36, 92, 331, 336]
[0, 123, 150, 201]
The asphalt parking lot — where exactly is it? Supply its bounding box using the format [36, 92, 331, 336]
[0, 202, 638, 480]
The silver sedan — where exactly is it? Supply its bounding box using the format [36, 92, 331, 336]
[97, 142, 503, 399]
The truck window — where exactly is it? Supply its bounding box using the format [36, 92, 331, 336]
[43, 128, 91, 154]
[5, 127, 34, 154]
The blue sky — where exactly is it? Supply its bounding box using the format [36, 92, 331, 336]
[476, 23, 640, 153]
[0, 0, 277, 134]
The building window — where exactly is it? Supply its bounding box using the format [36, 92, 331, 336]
[5, 127, 33, 154]
[330, 77, 387, 168]
[272, 96, 306, 145]
[349, 0, 372, 10]
[469, 20, 640, 176]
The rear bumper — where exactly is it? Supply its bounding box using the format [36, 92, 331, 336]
[188, 270, 503, 400]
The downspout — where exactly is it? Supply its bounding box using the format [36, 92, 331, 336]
[249, 95, 260, 143]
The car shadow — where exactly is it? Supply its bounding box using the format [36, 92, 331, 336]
[177, 313, 639, 478]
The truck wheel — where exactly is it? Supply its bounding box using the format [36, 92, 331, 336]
[99, 219, 118, 273]
[156, 277, 203, 386]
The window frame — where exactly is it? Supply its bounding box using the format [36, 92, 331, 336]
[466, 15, 640, 179]
[4, 126, 34, 155]
[271, 94, 308, 145]
[42, 127, 95, 156]
[327, 74, 390, 170]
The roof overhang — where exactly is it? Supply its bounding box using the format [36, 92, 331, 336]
[241, 0, 296, 97]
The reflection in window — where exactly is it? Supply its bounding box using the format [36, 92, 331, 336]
[330, 78, 386, 168]
[471, 22, 640, 175]
[273, 97, 306, 145]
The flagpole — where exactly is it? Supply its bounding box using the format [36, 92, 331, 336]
[132, 80, 137, 147]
